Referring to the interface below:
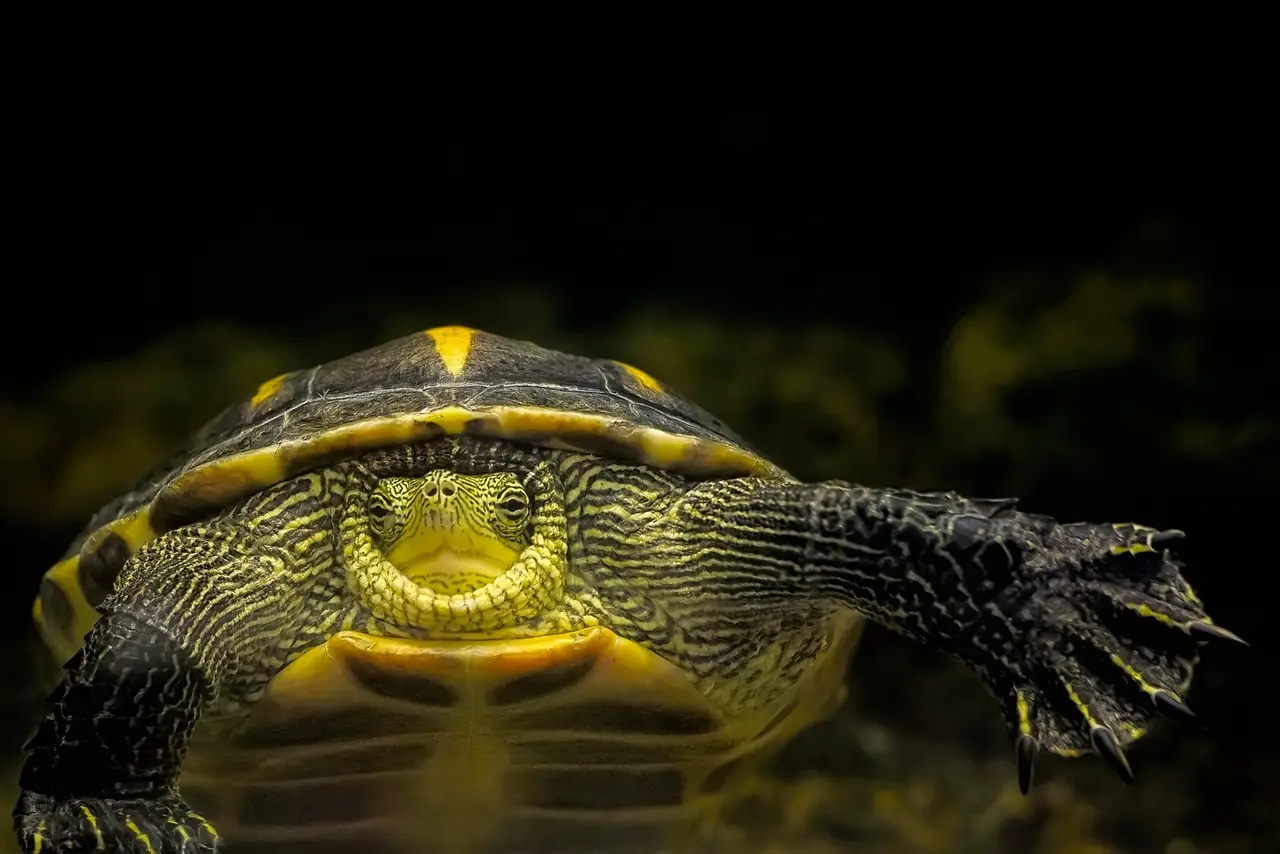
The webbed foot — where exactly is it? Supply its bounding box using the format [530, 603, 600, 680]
[14, 790, 222, 853]
[978, 524, 1241, 792]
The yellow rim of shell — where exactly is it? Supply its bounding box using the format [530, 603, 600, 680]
[159, 403, 784, 522]
[34, 557, 103, 665]
[263, 626, 710, 709]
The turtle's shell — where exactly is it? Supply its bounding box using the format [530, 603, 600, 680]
[34, 327, 786, 663]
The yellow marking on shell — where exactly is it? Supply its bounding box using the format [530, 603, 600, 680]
[83, 510, 158, 556]
[160, 405, 786, 520]
[259, 623, 862, 731]
[1016, 690, 1033, 736]
[151, 444, 282, 521]
[35, 510, 162, 662]
[80, 805, 104, 849]
[32, 821, 46, 852]
[250, 372, 289, 407]
[117, 511, 158, 550]
[125, 819, 157, 854]
[426, 326, 477, 377]
[616, 360, 664, 393]
[1111, 542, 1154, 556]
[262, 627, 719, 718]
[278, 628, 600, 694]
[36, 558, 104, 665]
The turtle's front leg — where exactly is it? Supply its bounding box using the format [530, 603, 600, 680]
[13, 525, 292, 854]
[14, 612, 221, 853]
[672, 480, 1241, 791]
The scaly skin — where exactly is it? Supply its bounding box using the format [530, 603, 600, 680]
[13, 439, 1238, 852]
[659, 481, 1236, 790]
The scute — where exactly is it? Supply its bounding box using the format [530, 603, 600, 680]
[35, 327, 783, 664]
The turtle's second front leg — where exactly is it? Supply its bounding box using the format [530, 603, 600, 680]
[669, 480, 1241, 791]
[14, 611, 221, 853]
[13, 525, 294, 854]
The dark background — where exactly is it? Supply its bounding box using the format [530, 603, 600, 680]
[3, 20, 1275, 854]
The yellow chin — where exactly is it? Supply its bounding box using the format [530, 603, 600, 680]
[398, 550, 514, 595]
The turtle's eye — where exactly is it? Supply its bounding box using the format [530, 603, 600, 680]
[494, 488, 531, 533]
[368, 496, 394, 537]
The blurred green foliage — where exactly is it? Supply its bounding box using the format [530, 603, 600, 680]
[1, 274, 1272, 853]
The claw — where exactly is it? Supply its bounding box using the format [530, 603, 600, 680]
[1016, 734, 1038, 795]
[1152, 690, 1196, 722]
[1188, 621, 1248, 646]
[1147, 529, 1185, 549]
[1090, 727, 1134, 784]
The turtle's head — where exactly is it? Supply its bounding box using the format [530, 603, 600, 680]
[342, 460, 567, 633]
[368, 471, 532, 594]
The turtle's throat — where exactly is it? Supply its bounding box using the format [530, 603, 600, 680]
[385, 524, 519, 596]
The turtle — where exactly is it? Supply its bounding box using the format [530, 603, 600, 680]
[13, 325, 1240, 854]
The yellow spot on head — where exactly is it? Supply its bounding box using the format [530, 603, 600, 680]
[616, 361, 664, 393]
[426, 326, 477, 377]
[251, 373, 288, 407]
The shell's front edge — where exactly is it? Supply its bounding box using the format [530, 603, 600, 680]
[153, 406, 787, 528]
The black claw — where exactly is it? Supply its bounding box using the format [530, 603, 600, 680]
[1090, 727, 1134, 784]
[1148, 529, 1185, 549]
[1016, 734, 1038, 795]
[1153, 690, 1196, 722]
[1188, 621, 1248, 646]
